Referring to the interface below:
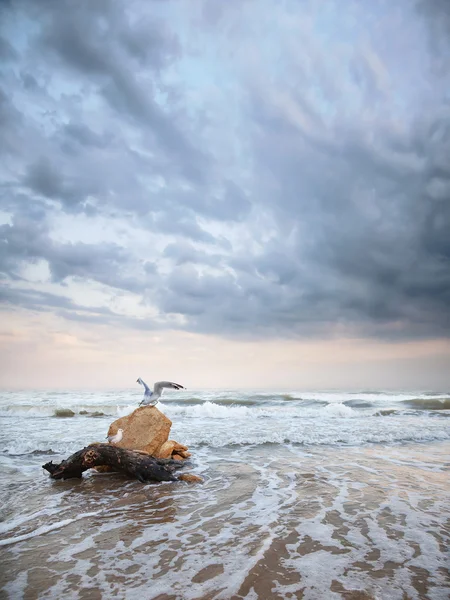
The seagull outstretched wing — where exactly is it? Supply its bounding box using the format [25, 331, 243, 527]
[137, 377, 152, 396]
[153, 381, 185, 395]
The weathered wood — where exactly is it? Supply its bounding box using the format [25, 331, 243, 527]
[42, 444, 188, 483]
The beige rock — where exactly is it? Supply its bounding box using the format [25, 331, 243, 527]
[107, 406, 172, 455]
[155, 440, 177, 459]
[178, 473, 203, 483]
[171, 441, 188, 452]
[177, 450, 191, 459]
[172, 453, 184, 461]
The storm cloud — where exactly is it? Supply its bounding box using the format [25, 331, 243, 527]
[0, 0, 449, 341]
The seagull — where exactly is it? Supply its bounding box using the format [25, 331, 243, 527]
[136, 377, 185, 406]
[106, 428, 123, 444]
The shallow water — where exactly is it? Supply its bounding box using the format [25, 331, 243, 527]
[0, 389, 449, 599]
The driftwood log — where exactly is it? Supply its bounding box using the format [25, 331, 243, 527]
[42, 444, 199, 483]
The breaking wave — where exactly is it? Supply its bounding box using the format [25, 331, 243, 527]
[2, 395, 450, 421]
[157, 401, 360, 420]
[401, 398, 450, 410]
[0, 405, 117, 418]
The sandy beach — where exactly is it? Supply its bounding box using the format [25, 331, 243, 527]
[1, 390, 449, 599]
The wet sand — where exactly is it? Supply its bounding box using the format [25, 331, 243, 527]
[1, 442, 449, 599]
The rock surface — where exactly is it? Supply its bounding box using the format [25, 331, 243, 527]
[155, 440, 177, 459]
[178, 473, 203, 483]
[106, 407, 191, 462]
[107, 406, 172, 455]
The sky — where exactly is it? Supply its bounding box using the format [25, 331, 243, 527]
[0, 0, 449, 390]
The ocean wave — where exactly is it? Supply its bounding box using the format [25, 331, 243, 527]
[0, 405, 55, 417]
[3, 448, 59, 457]
[1, 400, 449, 430]
[189, 428, 450, 448]
[401, 398, 450, 410]
[165, 401, 253, 419]
[322, 403, 357, 417]
[162, 397, 266, 407]
[159, 400, 361, 420]
[0, 405, 116, 418]
[5, 397, 448, 422]
[342, 399, 374, 408]
[294, 391, 450, 403]
[1, 440, 84, 457]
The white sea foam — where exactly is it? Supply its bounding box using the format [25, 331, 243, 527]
[0, 491, 69, 536]
[322, 402, 356, 418]
[1, 404, 449, 457]
[0, 511, 100, 547]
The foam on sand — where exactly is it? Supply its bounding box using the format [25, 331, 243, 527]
[0, 511, 100, 547]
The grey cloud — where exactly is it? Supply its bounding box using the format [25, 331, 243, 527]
[0, 86, 23, 155]
[1, 0, 449, 341]
[417, 0, 450, 41]
[0, 284, 151, 329]
[163, 241, 223, 268]
[20, 72, 39, 91]
[36, 0, 207, 182]
[24, 157, 100, 215]
[151, 211, 220, 246]
[154, 180, 251, 224]
[158, 265, 241, 318]
[185, 180, 251, 222]
[26, 158, 77, 203]
[1, 1, 243, 231]
[240, 95, 450, 339]
[119, 15, 180, 70]
[253, 251, 297, 286]
[0, 35, 17, 60]
[0, 215, 147, 296]
[63, 123, 112, 150]
[0, 285, 111, 318]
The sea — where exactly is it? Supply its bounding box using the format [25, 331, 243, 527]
[0, 389, 449, 600]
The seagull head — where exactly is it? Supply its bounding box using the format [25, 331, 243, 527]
[118, 428, 123, 433]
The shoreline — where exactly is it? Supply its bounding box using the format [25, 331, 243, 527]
[1, 441, 449, 599]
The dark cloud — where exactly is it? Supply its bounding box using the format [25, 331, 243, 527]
[0, 214, 146, 295]
[0, 35, 17, 61]
[0, 285, 113, 320]
[242, 98, 450, 338]
[26, 158, 78, 204]
[417, 0, 450, 43]
[150, 211, 223, 246]
[63, 123, 112, 150]
[162, 241, 223, 268]
[0, 0, 449, 341]
[119, 17, 179, 70]
[178, 181, 251, 222]
[0, 86, 23, 156]
[36, 0, 207, 182]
